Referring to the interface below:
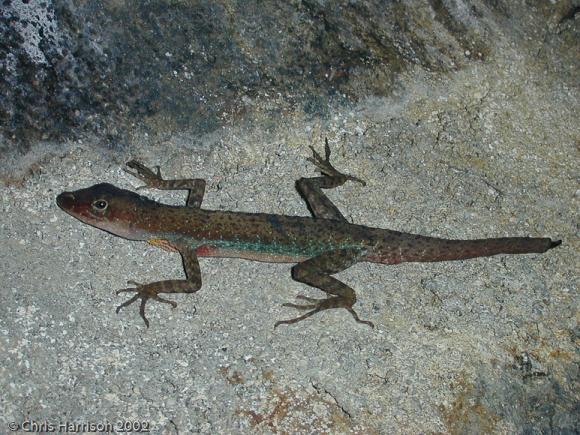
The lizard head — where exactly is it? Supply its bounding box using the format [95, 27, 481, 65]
[56, 183, 157, 240]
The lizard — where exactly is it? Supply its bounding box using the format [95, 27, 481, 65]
[56, 141, 561, 328]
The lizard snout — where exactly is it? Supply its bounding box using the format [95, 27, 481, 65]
[56, 192, 75, 210]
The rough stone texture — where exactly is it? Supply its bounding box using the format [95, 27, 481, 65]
[1, 0, 578, 434]
[1, 0, 525, 148]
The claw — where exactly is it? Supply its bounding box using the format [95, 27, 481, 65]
[276, 294, 374, 328]
[116, 290, 152, 328]
[123, 168, 138, 178]
[126, 160, 154, 175]
[281, 302, 317, 310]
[324, 137, 331, 160]
[347, 308, 374, 328]
[116, 280, 141, 295]
[308, 146, 324, 164]
[124, 160, 165, 189]
[274, 307, 322, 328]
[137, 298, 149, 328]
[115, 282, 176, 328]
[153, 295, 177, 309]
[116, 294, 140, 313]
[308, 140, 366, 186]
[295, 295, 322, 303]
[346, 174, 366, 187]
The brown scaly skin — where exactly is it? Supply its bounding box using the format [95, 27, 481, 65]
[56, 141, 561, 328]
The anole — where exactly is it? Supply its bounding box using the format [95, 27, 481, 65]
[56, 142, 561, 328]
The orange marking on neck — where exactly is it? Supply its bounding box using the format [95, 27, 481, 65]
[148, 239, 179, 252]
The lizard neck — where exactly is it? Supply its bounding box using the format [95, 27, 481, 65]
[127, 203, 206, 241]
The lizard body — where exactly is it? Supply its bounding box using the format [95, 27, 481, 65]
[57, 142, 561, 327]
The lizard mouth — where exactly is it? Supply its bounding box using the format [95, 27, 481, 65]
[56, 192, 75, 211]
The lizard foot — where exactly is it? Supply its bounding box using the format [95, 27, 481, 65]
[308, 138, 366, 186]
[115, 280, 177, 328]
[124, 160, 165, 190]
[275, 295, 374, 328]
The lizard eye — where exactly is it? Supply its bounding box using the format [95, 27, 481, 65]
[92, 200, 108, 211]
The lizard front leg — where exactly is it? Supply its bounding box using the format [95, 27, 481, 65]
[124, 160, 206, 208]
[116, 244, 202, 327]
[275, 248, 374, 328]
[296, 138, 366, 221]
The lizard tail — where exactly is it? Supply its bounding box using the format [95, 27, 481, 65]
[415, 237, 562, 262]
[368, 236, 561, 264]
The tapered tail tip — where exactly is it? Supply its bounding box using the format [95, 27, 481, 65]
[549, 239, 562, 249]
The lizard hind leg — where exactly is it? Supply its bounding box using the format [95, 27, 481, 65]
[275, 249, 374, 328]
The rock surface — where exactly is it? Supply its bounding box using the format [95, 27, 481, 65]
[1, 0, 578, 433]
[4, 0, 571, 148]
